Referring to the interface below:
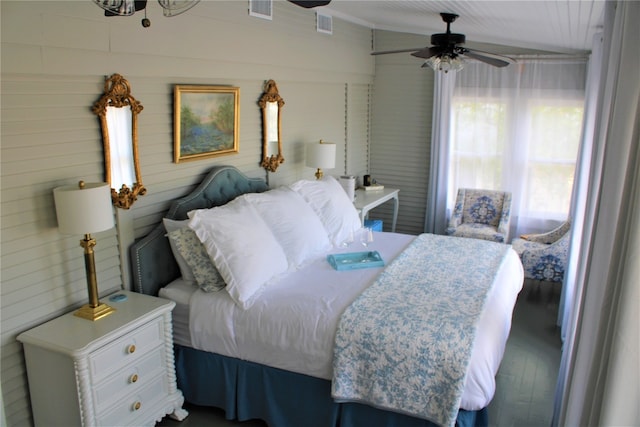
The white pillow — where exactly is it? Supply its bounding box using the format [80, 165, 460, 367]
[242, 187, 332, 268]
[289, 176, 362, 246]
[163, 218, 196, 283]
[167, 227, 226, 293]
[188, 197, 288, 309]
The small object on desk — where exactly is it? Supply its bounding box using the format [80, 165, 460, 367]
[109, 293, 128, 302]
[327, 251, 384, 270]
[340, 175, 356, 201]
[362, 184, 384, 191]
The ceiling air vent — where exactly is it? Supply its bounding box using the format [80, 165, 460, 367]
[316, 12, 332, 34]
[249, 0, 272, 20]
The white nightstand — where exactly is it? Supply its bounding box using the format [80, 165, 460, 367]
[354, 188, 400, 232]
[17, 291, 187, 427]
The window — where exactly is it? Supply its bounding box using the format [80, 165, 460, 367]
[449, 72, 584, 234]
[450, 98, 506, 194]
[525, 101, 584, 216]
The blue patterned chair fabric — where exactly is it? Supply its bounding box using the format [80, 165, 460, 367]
[446, 188, 512, 243]
[511, 219, 571, 282]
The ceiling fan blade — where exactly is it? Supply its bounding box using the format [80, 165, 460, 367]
[371, 48, 425, 56]
[287, 0, 331, 8]
[459, 48, 512, 68]
[410, 46, 443, 59]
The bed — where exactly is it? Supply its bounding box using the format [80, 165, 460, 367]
[131, 165, 523, 427]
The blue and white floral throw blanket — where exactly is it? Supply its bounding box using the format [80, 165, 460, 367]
[332, 234, 511, 427]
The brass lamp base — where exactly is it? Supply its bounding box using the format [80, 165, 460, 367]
[74, 302, 115, 321]
[315, 168, 324, 180]
[74, 233, 116, 321]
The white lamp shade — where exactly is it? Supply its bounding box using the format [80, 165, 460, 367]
[53, 182, 115, 235]
[306, 142, 336, 169]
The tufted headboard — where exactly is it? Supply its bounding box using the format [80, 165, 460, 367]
[130, 165, 268, 296]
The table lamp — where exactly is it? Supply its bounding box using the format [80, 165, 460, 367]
[53, 181, 116, 321]
[306, 140, 336, 179]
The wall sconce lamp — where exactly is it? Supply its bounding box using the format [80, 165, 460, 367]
[53, 181, 116, 321]
[306, 140, 336, 180]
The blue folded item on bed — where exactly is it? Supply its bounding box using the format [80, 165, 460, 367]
[327, 251, 384, 270]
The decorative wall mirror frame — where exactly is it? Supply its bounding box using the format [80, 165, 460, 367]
[258, 80, 285, 172]
[92, 74, 146, 209]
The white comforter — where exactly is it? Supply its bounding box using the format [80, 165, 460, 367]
[174, 232, 523, 411]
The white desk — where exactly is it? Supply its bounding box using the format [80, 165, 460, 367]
[354, 188, 399, 232]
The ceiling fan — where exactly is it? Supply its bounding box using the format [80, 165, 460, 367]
[372, 13, 513, 72]
[94, 0, 200, 27]
[94, 0, 329, 27]
[287, 0, 331, 7]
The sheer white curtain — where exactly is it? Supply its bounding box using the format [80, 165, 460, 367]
[554, 1, 640, 425]
[558, 32, 603, 342]
[424, 71, 457, 234]
[448, 60, 587, 238]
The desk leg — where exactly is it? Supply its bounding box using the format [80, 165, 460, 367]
[391, 196, 399, 232]
[359, 209, 367, 227]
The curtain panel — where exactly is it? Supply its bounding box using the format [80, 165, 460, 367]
[447, 60, 587, 238]
[554, 1, 640, 425]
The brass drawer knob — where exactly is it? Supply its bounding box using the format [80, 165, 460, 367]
[129, 374, 138, 383]
[127, 344, 136, 354]
[133, 401, 141, 411]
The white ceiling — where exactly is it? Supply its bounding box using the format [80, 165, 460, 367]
[321, 0, 605, 54]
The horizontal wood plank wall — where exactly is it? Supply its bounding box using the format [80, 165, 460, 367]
[346, 83, 371, 182]
[1, 74, 124, 427]
[0, 1, 374, 425]
[369, 30, 433, 235]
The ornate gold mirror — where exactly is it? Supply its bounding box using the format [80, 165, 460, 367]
[92, 74, 146, 209]
[258, 80, 285, 172]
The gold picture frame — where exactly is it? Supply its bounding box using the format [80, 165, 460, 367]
[174, 85, 239, 163]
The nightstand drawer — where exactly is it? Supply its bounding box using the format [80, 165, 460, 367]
[97, 375, 168, 426]
[89, 318, 164, 382]
[93, 346, 165, 413]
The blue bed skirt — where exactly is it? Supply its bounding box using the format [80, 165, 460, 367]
[174, 345, 488, 427]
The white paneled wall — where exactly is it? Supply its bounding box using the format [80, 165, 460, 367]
[1, 1, 374, 425]
[346, 83, 371, 183]
[369, 30, 434, 234]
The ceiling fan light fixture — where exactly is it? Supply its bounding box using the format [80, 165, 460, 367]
[94, 0, 136, 16]
[425, 54, 464, 73]
[94, 0, 200, 19]
[158, 0, 200, 17]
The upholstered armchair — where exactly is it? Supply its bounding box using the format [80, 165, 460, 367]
[446, 188, 512, 243]
[511, 219, 571, 283]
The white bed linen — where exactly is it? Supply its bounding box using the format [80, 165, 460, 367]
[172, 232, 523, 411]
[159, 278, 196, 348]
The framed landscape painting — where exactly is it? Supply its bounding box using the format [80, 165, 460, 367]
[174, 85, 239, 163]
